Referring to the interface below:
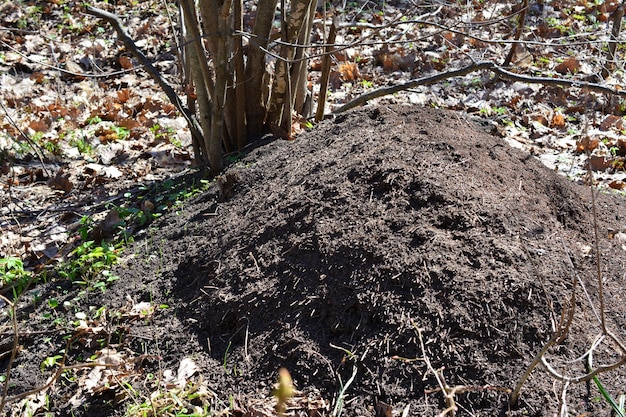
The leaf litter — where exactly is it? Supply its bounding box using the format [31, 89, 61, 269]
[2, 0, 626, 265]
[2, 1, 626, 416]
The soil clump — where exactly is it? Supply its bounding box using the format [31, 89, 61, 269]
[4, 105, 626, 416]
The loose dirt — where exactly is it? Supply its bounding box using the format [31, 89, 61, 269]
[3, 105, 626, 417]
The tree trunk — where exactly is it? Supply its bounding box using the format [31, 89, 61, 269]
[266, 0, 313, 129]
[198, 0, 231, 173]
[292, 0, 316, 116]
[180, 0, 214, 163]
[233, 0, 248, 149]
[245, 0, 279, 137]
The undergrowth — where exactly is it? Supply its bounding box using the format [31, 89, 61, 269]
[0, 173, 217, 416]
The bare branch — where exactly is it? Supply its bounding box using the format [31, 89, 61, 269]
[501, 0, 529, 68]
[334, 61, 626, 114]
[601, 2, 625, 79]
[315, 19, 338, 122]
[84, 6, 205, 155]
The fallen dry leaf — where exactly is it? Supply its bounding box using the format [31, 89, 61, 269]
[13, 389, 47, 417]
[339, 62, 360, 81]
[600, 114, 624, 131]
[162, 358, 199, 389]
[551, 113, 566, 129]
[140, 199, 155, 215]
[91, 209, 123, 242]
[47, 169, 73, 193]
[177, 358, 199, 385]
[588, 154, 611, 171]
[119, 55, 133, 69]
[129, 301, 155, 318]
[576, 136, 600, 153]
[554, 58, 580, 75]
[28, 117, 51, 132]
[102, 166, 123, 179]
[375, 401, 393, 417]
[116, 88, 132, 103]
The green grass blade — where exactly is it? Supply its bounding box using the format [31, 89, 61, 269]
[592, 375, 625, 417]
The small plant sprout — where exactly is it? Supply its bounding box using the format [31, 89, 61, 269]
[56, 241, 119, 291]
[273, 368, 294, 417]
[593, 375, 626, 417]
[41, 354, 64, 371]
[0, 257, 34, 299]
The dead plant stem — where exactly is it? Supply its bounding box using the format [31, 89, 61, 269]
[0, 100, 50, 177]
[587, 162, 607, 333]
[501, 0, 529, 67]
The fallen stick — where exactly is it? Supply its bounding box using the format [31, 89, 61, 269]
[334, 61, 626, 114]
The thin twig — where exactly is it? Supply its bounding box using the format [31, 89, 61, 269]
[586, 155, 607, 333]
[501, 0, 529, 68]
[510, 323, 559, 405]
[0, 100, 50, 178]
[601, 2, 625, 79]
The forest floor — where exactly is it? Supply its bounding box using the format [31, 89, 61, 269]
[4, 104, 626, 417]
[2, 1, 626, 416]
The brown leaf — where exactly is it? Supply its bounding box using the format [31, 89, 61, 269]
[513, 48, 533, 68]
[28, 118, 51, 132]
[554, 58, 581, 75]
[536, 22, 564, 38]
[310, 59, 322, 71]
[100, 209, 123, 235]
[30, 72, 46, 83]
[609, 180, 626, 190]
[118, 118, 141, 130]
[551, 114, 566, 129]
[143, 97, 164, 113]
[47, 169, 73, 194]
[523, 114, 549, 127]
[161, 102, 176, 115]
[443, 31, 464, 47]
[90, 209, 122, 242]
[339, 62, 360, 81]
[375, 401, 393, 417]
[63, 59, 85, 79]
[588, 155, 610, 171]
[183, 83, 197, 99]
[576, 136, 600, 153]
[116, 88, 132, 103]
[140, 199, 155, 215]
[46, 102, 71, 118]
[600, 114, 624, 131]
[381, 54, 396, 72]
[618, 138, 626, 156]
[119, 55, 133, 69]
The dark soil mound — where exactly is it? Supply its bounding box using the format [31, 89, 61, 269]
[5, 105, 626, 417]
